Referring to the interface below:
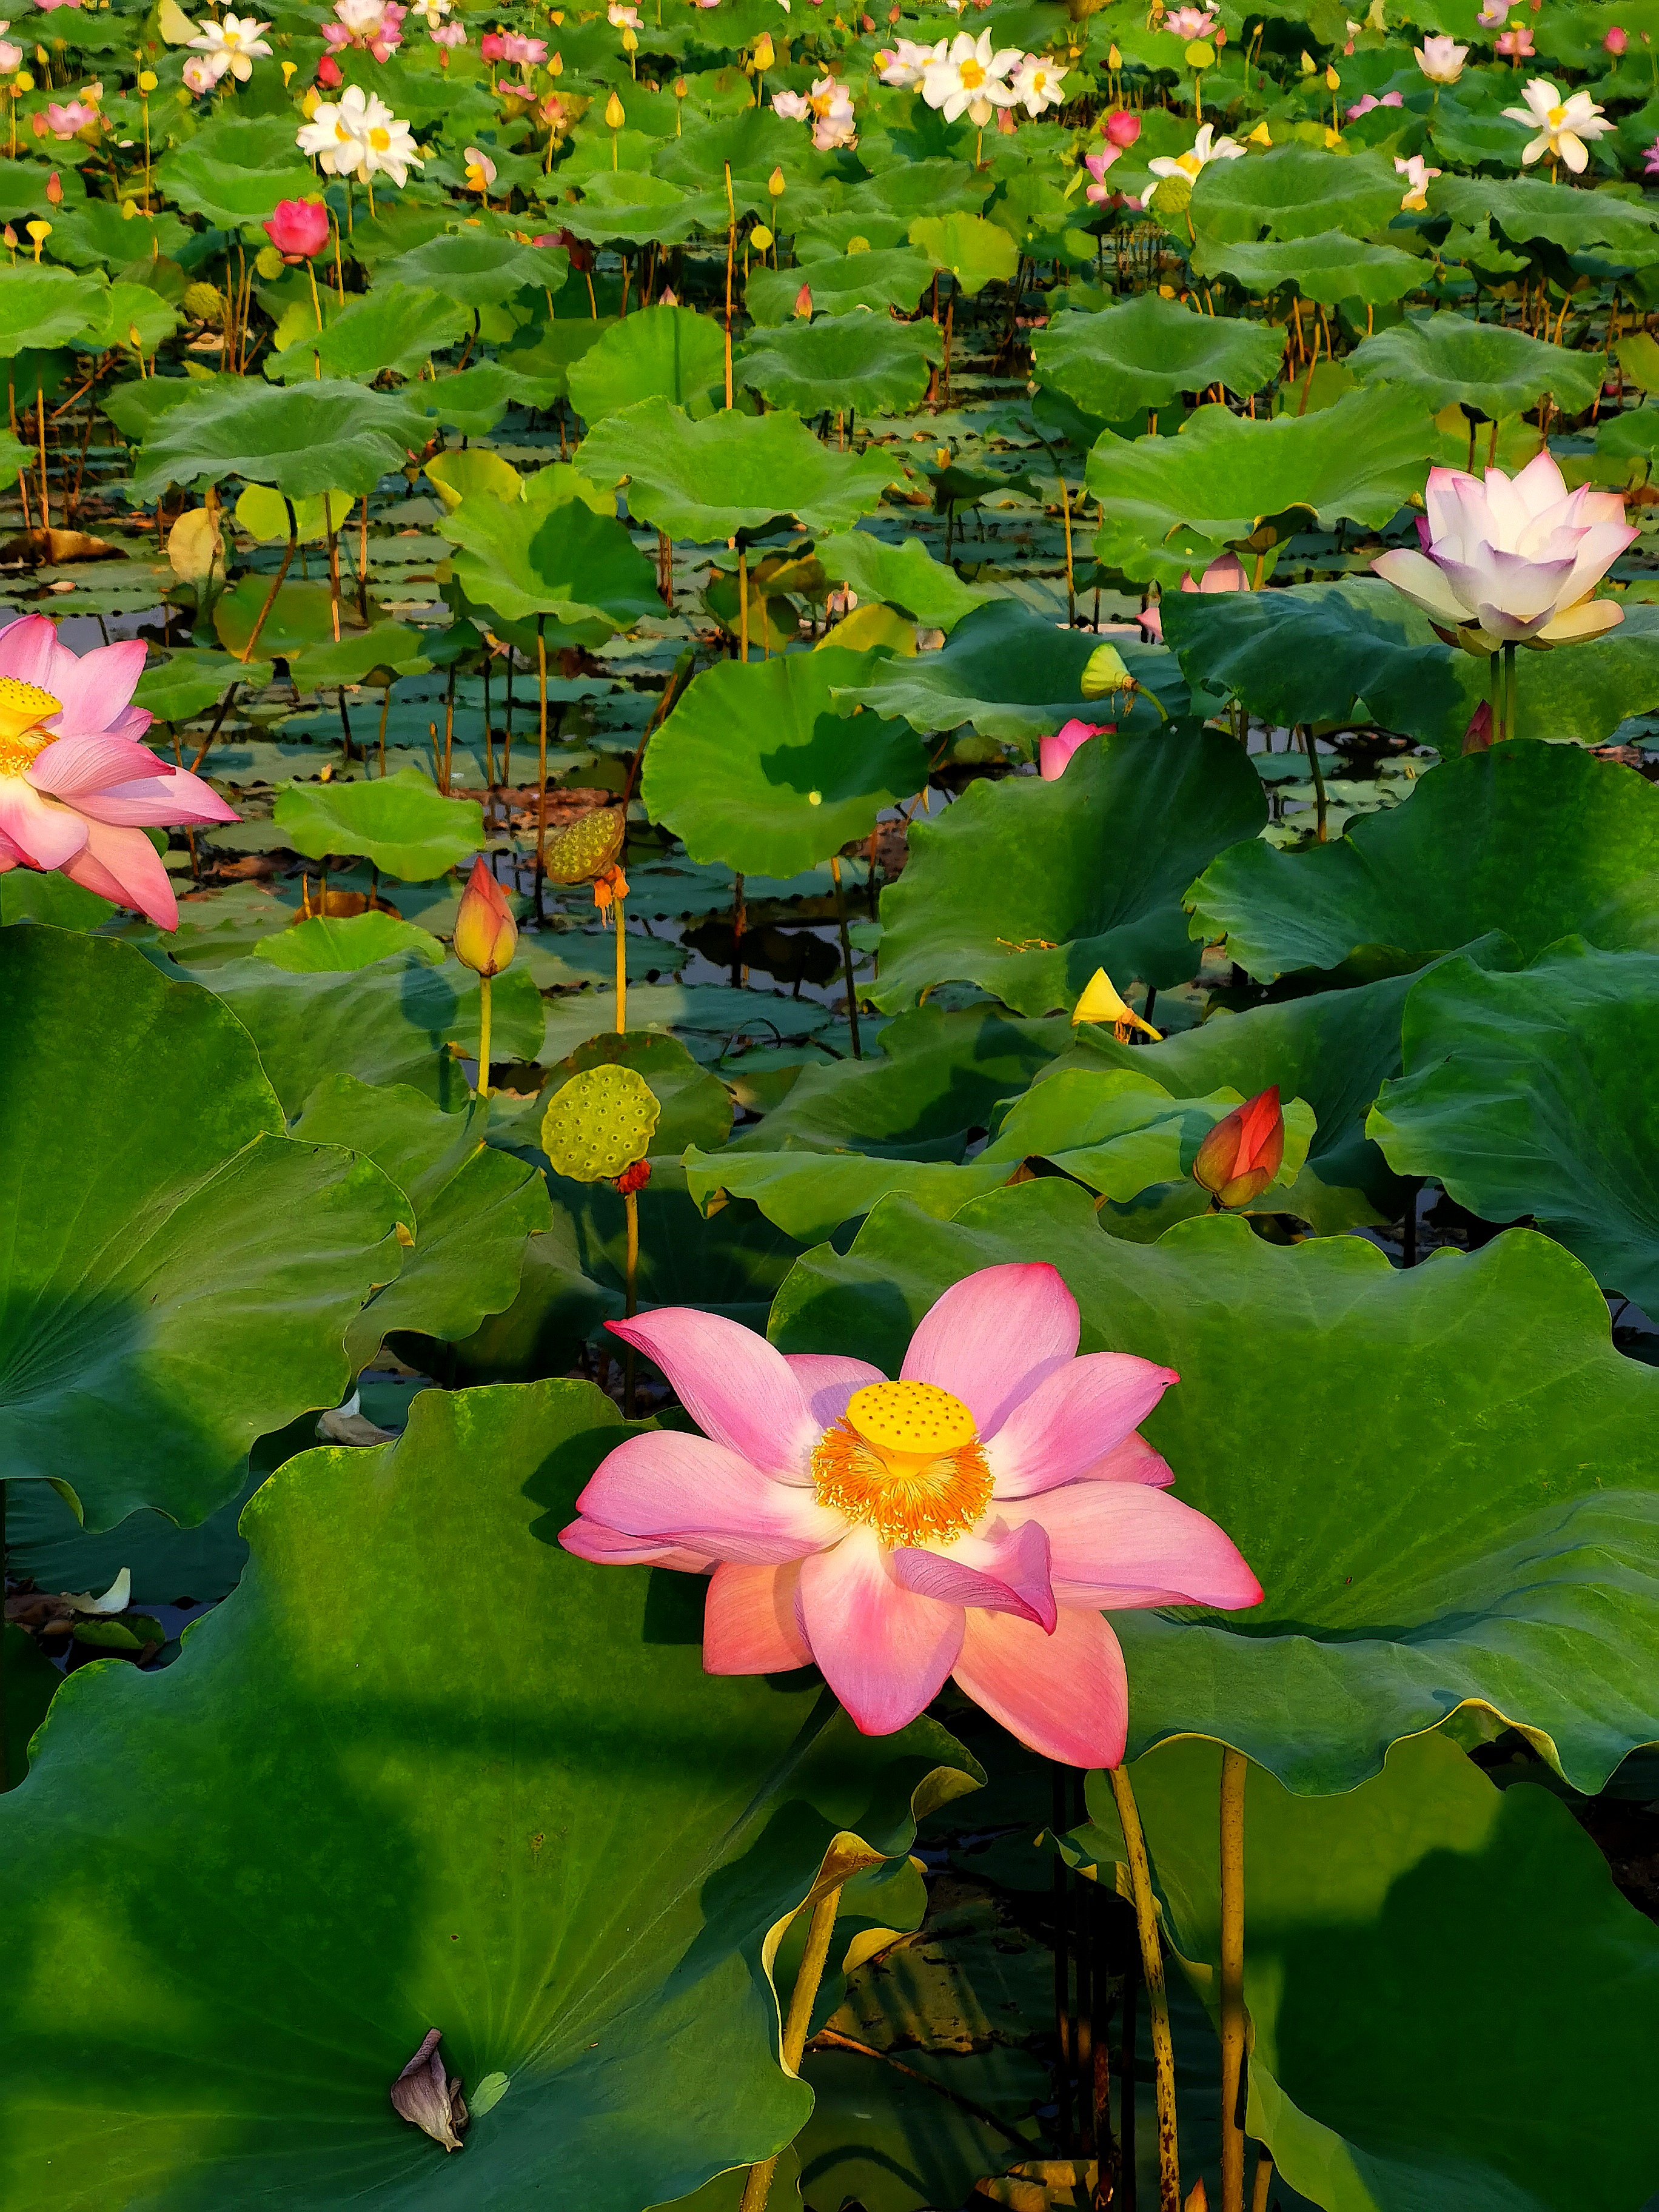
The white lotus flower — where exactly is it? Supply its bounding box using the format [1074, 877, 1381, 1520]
[806, 73, 856, 149]
[771, 87, 809, 118]
[1144, 120, 1245, 195]
[181, 53, 218, 92]
[875, 36, 942, 87]
[921, 29, 1021, 122]
[407, 0, 449, 22]
[297, 81, 423, 187]
[1413, 33, 1467, 82]
[1008, 52, 1067, 117]
[1372, 452, 1636, 652]
[1394, 152, 1439, 210]
[1502, 78, 1613, 172]
[187, 10, 270, 81]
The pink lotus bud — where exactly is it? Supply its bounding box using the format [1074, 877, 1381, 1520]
[452, 856, 518, 977]
[264, 198, 330, 261]
[480, 29, 504, 58]
[1103, 109, 1141, 147]
[1192, 1085, 1285, 1208]
[1463, 700, 1493, 752]
[1039, 718, 1108, 780]
[794, 280, 813, 318]
[1605, 21, 1628, 50]
[317, 52, 343, 84]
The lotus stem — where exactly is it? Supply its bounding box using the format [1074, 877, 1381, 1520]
[738, 1881, 845, 2212]
[476, 974, 492, 1105]
[1219, 1749, 1247, 2212]
[535, 615, 549, 920]
[723, 162, 736, 409]
[1250, 2156, 1273, 2212]
[1504, 640, 1518, 745]
[377, 685, 389, 777]
[1108, 1765, 1181, 2212]
[1059, 471, 1075, 625]
[739, 545, 749, 662]
[614, 888, 627, 1034]
[1, 1476, 8, 1793]
[241, 499, 299, 665]
[1299, 724, 1328, 840]
[830, 854, 862, 1059]
[35, 385, 47, 533]
[326, 511, 341, 642]
[622, 1185, 638, 1414]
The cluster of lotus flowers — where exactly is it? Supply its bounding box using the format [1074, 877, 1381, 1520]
[874, 29, 1068, 124]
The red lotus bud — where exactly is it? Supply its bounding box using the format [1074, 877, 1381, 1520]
[263, 196, 330, 261]
[794, 280, 813, 318]
[1103, 109, 1141, 148]
[452, 856, 518, 978]
[1462, 700, 1493, 754]
[1192, 1084, 1284, 1208]
[316, 52, 343, 85]
[1604, 22, 1629, 52]
[45, 171, 61, 205]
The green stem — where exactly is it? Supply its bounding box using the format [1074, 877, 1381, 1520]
[1108, 1765, 1181, 2212]
[622, 1185, 638, 1416]
[614, 890, 627, 1036]
[1504, 640, 1518, 745]
[476, 973, 492, 1106]
[1, 1478, 8, 1794]
[1301, 723, 1328, 842]
[830, 854, 862, 1059]
[240, 500, 298, 665]
[739, 1882, 846, 2212]
[1489, 649, 1502, 745]
[1219, 1748, 1247, 2212]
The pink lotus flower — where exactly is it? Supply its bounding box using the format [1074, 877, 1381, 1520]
[478, 27, 503, 56]
[263, 196, 329, 260]
[1102, 109, 1141, 147]
[38, 97, 97, 138]
[323, 0, 403, 60]
[496, 28, 543, 61]
[181, 55, 219, 92]
[1604, 22, 1629, 53]
[0, 617, 237, 928]
[1373, 451, 1635, 651]
[1646, 133, 1659, 175]
[32, 0, 82, 12]
[1496, 24, 1533, 56]
[560, 1264, 1262, 1766]
[0, 38, 22, 68]
[1084, 147, 1122, 200]
[429, 17, 464, 42]
[1039, 718, 1111, 779]
[1347, 89, 1403, 116]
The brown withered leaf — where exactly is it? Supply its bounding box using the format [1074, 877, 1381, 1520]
[389, 2029, 468, 2153]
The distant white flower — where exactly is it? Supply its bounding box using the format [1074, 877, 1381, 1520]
[407, 0, 447, 18]
[1413, 33, 1466, 82]
[1394, 152, 1439, 209]
[1502, 77, 1612, 172]
[806, 72, 855, 148]
[771, 86, 809, 118]
[187, 10, 270, 81]
[1144, 119, 1245, 194]
[875, 35, 942, 87]
[607, 2, 638, 22]
[297, 81, 423, 186]
[1007, 52, 1067, 116]
[181, 53, 218, 92]
[921, 29, 1021, 122]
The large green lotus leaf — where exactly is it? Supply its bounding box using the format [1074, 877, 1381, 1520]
[654, 106, 838, 191]
[4, 1620, 61, 1782]
[438, 463, 660, 629]
[833, 157, 988, 224]
[290, 621, 435, 691]
[443, 1216, 617, 1386]
[1349, 310, 1604, 418]
[565, 302, 726, 421]
[500, 315, 615, 400]
[1368, 940, 1659, 1307]
[772, 1181, 1659, 1793]
[39, 197, 190, 270]
[1187, 740, 1659, 982]
[906, 213, 1018, 298]
[290, 1076, 551, 1366]
[736, 312, 942, 418]
[685, 1068, 1314, 1243]
[835, 598, 1170, 747]
[264, 283, 472, 385]
[253, 911, 447, 973]
[0, 265, 106, 358]
[0, 870, 112, 930]
[87, 280, 181, 357]
[1073, 1732, 1659, 2212]
[747, 249, 937, 329]
[557, 172, 730, 247]
[643, 648, 930, 877]
[812, 531, 991, 632]
[1031, 295, 1285, 421]
[0, 1381, 980, 2210]
[1086, 389, 1438, 587]
[1188, 143, 1406, 244]
[0, 928, 407, 1530]
[130, 646, 246, 725]
[1160, 578, 1659, 752]
[1430, 171, 1659, 264]
[1189, 229, 1424, 307]
[127, 380, 433, 501]
[201, 951, 546, 1113]
[871, 725, 1266, 1015]
[153, 113, 317, 227]
[273, 766, 483, 881]
[578, 399, 897, 541]
[375, 230, 569, 307]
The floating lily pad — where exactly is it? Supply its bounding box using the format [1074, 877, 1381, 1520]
[1032, 293, 1285, 421]
[736, 312, 942, 418]
[273, 766, 483, 882]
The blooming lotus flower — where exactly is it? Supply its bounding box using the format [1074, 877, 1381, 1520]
[1145, 120, 1245, 193]
[0, 36, 19, 65]
[1503, 78, 1611, 171]
[876, 35, 940, 85]
[922, 29, 1021, 122]
[772, 87, 809, 118]
[1008, 52, 1066, 116]
[1476, 0, 1510, 23]
[1395, 152, 1439, 209]
[495, 76, 534, 98]
[1083, 148, 1124, 203]
[453, 855, 517, 976]
[806, 72, 855, 147]
[297, 82, 422, 186]
[560, 1265, 1262, 1766]
[463, 143, 496, 190]
[1346, 88, 1402, 116]
[0, 617, 236, 928]
[429, 18, 463, 42]
[263, 196, 329, 260]
[1496, 25, 1534, 56]
[1039, 719, 1110, 780]
[407, 0, 449, 23]
[32, 0, 81, 11]
[39, 96, 97, 136]
[606, 2, 638, 22]
[1414, 33, 1467, 81]
[1102, 109, 1141, 148]
[1604, 22, 1629, 53]
[1164, 5, 1216, 34]
[322, 0, 403, 59]
[181, 55, 218, 92]
[1192, 1085, 1285, 1208]
[495, 27, 544, 61]
[187, 12, 270, 80]
[1372, 451, 1637, 652]
[1646, 134, 1659, 175]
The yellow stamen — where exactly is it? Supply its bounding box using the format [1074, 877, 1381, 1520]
[0, 678, 60, 773]
[811, 1379, 993, 1548]
[959, 57, 985, 85]
[1547, 103, 1565, 125]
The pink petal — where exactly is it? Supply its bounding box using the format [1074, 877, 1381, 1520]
[953, 1606, 1128, 1767]
[900, 1263, 1079, 1436]
[0, 777, 86, 870]
[1081, 1433, 1175, 1488]
[986, 1351, 1178, 1499]
[784, 1352, 886, 1430]
[60, 817, 175, 927]
[798, 1525, 964, 1734]
[0, 613, 66, 690]
[71, 769, 239, 830]
[891, 1517, 1056, 1631]
[1007, 1483, 1263, 1613]
[607, 1309, 819, 1478]
[27, 731, 171, 798]
[558, 1519, 714, 1572]
[703, 1560, 812, 1672]
[572, 1429, 845, 1564]
[41, 637, 147, 740]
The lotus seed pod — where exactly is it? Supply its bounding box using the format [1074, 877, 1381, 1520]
[544, 806, 625, 884]
[541, 1064, 660, 1182]
[1080, 640, 1133, 700]
[183, 280, 224, 320]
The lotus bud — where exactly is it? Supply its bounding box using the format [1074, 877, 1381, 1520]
[1072, 967, 1161, 1041]
[453, 856, 518, 978]
[674, 73, 686, 95]
[45, 170, 60, 203]
[1248, 119, 1272, 144]
[1102, 109, 1140, 147]
[750, 221, 774, 252]
[996, 102, 1016, 133]
[127, 321, 142, 352]
[390, 2031, 468, 2154]
[1299, 47, 1315, 69]
[794, 279, 813, 317]
[280, 57, 295, 82]
[550, 49, 562, 71]
[1192, 1085, 1285, 1209]
[138, 66, 157, 90]
[301, 83, 321, 115]
[1184, 2182, 1209, 2212]
[1604, 22, 1628, 52]
[2, 226, 14, 249]
[605, 87, 625, 127]
[752, 28, 774, 67]
[25, 220, 50, 252]
[1107, 42, 1121, 66]
[768, 164, 785, 196]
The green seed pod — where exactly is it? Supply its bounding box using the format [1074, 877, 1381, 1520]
[183, 280, 224, 321]
[540, 1064, 660, 1182]
[544, 807, 625, 885]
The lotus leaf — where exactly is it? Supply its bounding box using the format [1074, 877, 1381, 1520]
[560, 171, 731, 246]
[375, 231, 569, 307]
[1431, 171, 1659, 263]
[438, 461, 661, 629]
[566, 301, 727, 421]
[0, 927, 408, 1529]
[153, 113, 317, 228]
[813, 531, 993, 631]
[907, 213, 1019, 297]
[127, 379, 434, 500]
[1032, 294, 1286, 421]
[1349, 310, 1605, 417]
[746, 249, 937, 328]
[273, 766, 483, 881]
[253, 911, 446, 972]
[1188, 143, 1407, 243]
[289, 622, 435, 691]
[736, 312, 943, 417]
[132, 647, 246, 723]
[1190, 228, 1427, 306]
[264, 283, 472, 385]
[0, 265, 105, 357]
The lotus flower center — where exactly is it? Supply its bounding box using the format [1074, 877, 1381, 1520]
[811, 1380, 994, 1547]
[1176, 150, 1202, 175]
[369, 126, 391, 149]
[1548, 103, 1566, 124]
[0, 679, 60, 773]
[959, 57, 985, 85]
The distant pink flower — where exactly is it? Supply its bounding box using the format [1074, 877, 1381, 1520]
[1039, 719, 1111, 779]
[323, 0, 403, 60]
[1496, 24, 1533, 55]
[1604, 22, 1629, 53]
[1347, 89, 1403, 116]
[772, 87, 810, 119]
[181, 54, 217, 92]
[0, 38, 22, 67]
[0, 617, 237, 929]
[561, 1265, 1262, 1767]
[315, 52, 342, 83]
[1164, 5, 1216, 35]
[495, 76, 532, 96]
[1084, 148, 1121, 202]
[495, 27, 543, 61]
[1185, 552, 1247, 594]
[429, 17, 463, 41]
[478, 27, 504, 56]
[1646, 134, 1659, 174]
[32, 0, 82, 12]
[1476, 0, 1509, 25]
[1101, 107, 1141, 147]
[38, 97, 97, 136]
